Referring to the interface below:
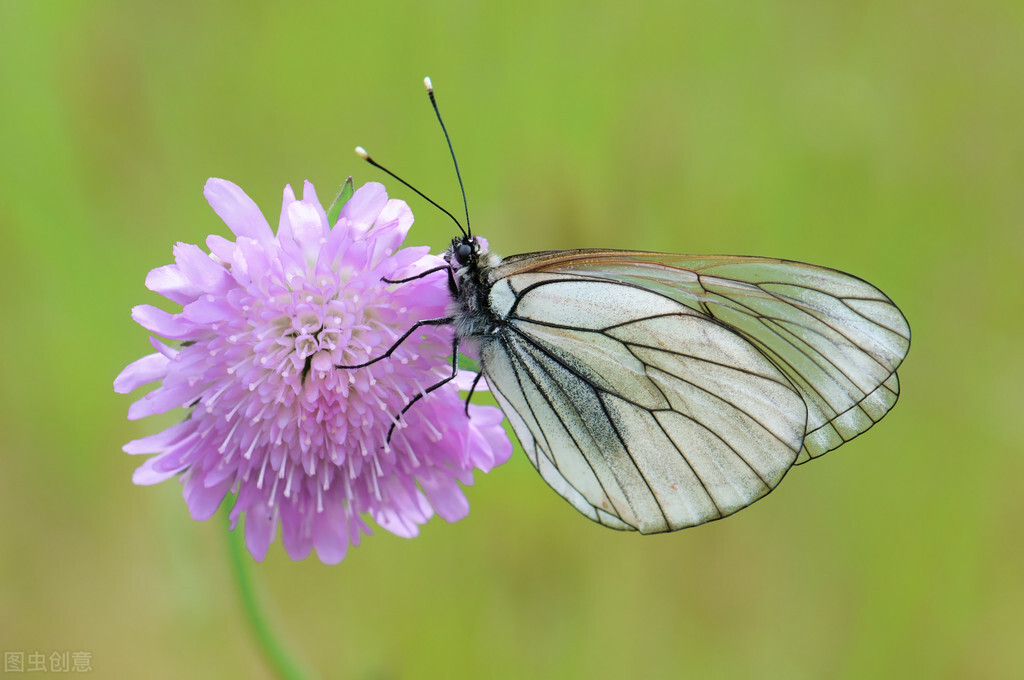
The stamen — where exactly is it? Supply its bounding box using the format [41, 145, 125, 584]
[243, 433, 260, 460]
[257, 452, 270, 489]
[218, 418, 243, 454]
[284, 464, 295, 498]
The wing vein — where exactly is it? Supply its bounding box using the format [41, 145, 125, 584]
[502, 336, 624, 522]
[617, 340, 804, 455]
[620, 334, 797, 392]
[593, 392, 672, 530]
[736, 278, 905, 365]
[636, 356, 779, 487]
[642, 378, 727, 517]
[507, 328, 671, 528]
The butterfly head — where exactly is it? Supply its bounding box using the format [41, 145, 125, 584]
[448, 235, 479, 269]
[445, 235, 501, 304]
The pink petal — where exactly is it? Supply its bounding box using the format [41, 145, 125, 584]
[126, 382, 198, 419]
[235, 237, 272, 285]
[183, 475, 231, 520]
[277, 183, 297, 234]
[285, 200, 325, 264]
[132, 454, 187, 485]
[468, 404, 514, 470]
[381, 247, 435, 280]
[300, 180, 328, 222]
[420, 473, 470, 522]
[339, 182, 387, 239]
[131, 305, 197, 339]
[206, 234, 236, 262]
[373, 480, 433, 538]
[367, 199, 414, 267]
[452, 370, 489, 392]
[149, 336, 178, 359]
[173, 242, 231, 293]
[122, 421, 195, 454]
[373, 505, 422, 538]
[312, 508, 351, 564]
[243, 503, 277, 562]
[204, 178, 274, 243]
[183, 295, 232, 324]
[114, 353, 170, 393]
[145, 265, 201, 305]
[280, 504, 314, 560]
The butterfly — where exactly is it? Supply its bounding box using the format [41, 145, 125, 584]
[352, 78, 910, 534]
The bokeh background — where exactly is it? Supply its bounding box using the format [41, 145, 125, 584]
[2, 1, 1021, 678]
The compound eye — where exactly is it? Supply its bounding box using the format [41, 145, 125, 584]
[456, 242, 473, 264]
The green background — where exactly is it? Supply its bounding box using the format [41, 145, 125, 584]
[2, 1, 1021, 678]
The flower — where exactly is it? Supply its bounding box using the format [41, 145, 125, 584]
[114, 179, 512, 564]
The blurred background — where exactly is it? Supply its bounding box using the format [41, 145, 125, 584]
[1, 1, 1021, 678]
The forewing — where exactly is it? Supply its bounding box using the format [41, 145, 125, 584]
[492, 250, 910, 462]
[479, 280, 806, 533]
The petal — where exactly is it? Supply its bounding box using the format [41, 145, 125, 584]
[243, 502, 277, 562]
[206, 234, 237, 263]
[373, 505, 422, 538]
[420, 473, 470, 522]
[373, 479, 433, 538]
[279, 503, 314, 560]
[126, 382, 198, 419]
[132, 453, 186, 485]
[300, 180, 329, 224]
[114, 353, 170, 393]
[122, 421, 195, 454]
[277, 183, 297, 234]
[204, 178, 273, 243]
[285, 200, 325, 265]
[131, 305, 197, 339]
[312, 506, 351, 564]
[367, 199, 414, 267]
[145, 265, 201, 305]
[339, 182, 387, 240]
[452, 370, 488, 392]
[380, 247, 436, 280]
[310, 350, 333, 372]
[149, 336, 178, 359]
[467, 404, 514, 470]
[183, 475, 231, 520]
[172, 242, 232, 294]
[183, 295, 233, 324]
[459, 337, 481, 361]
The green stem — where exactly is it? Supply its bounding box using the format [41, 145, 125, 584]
[226, 509, 311, 680]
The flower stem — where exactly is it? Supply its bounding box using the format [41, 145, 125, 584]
[226, 509, 311, 680]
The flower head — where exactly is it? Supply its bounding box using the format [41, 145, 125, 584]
[115, 179, 511, 563]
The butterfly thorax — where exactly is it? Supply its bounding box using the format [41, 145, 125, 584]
[444, 236, 502, 340]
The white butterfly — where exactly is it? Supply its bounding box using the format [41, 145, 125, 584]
[352, 79, 910, 533]
[448, 245, 909, 532]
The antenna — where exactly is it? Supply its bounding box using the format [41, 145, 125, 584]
[424, 77, 472, 237]
[353, 146, 468, 238]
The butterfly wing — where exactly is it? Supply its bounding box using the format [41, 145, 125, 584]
[480, 250, 909, 532]
[492, 250, 911, 463]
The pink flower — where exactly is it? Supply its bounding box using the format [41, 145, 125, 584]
[115, 179, 512, 563]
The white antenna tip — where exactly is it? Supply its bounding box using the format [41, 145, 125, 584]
[354, 146, 369, 160]
[424, 76, 433, 93]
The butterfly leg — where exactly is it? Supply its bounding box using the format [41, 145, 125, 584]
[335, 316, 454, 369]
[386, 334, 460, 443]
[382, 264, 458, 295]
[463, 371, 484, 416]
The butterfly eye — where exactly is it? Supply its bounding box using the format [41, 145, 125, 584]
[456, 242, 474, 265]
